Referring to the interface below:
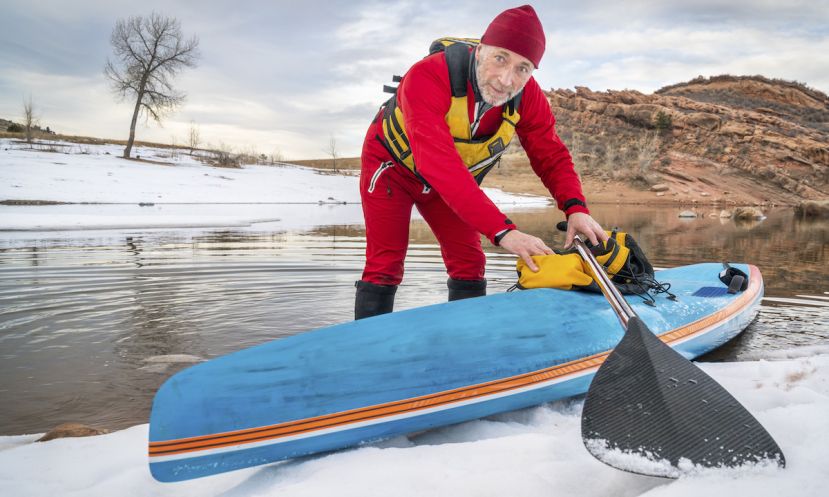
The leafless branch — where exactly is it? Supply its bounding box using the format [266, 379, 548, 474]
[23, 95, 37, 144]
[325, 133, 338, 171]
[188, 121, 201, 155]
[104, 12, 200, 158]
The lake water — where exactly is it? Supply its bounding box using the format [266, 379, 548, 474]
[1, 204, 827, 435]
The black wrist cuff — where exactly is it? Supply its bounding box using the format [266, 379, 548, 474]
[494, 229, 512, 246]
[563, 198, 587, 212]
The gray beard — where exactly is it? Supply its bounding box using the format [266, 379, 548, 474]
[475, 63, 519, 107]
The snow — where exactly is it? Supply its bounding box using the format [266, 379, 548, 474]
[0, 352, 826, 496]
[583, 439, 783, 479]
[0, 139, 548, 231]
[583, 439, 687, 479]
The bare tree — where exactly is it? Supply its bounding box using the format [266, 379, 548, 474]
[636, 131, 660, 173]
[104, 13, 200, 159]
[23, 95, 37, 144]
[269, 148, 284, 165]
[603, 142, 617, 174]
[187, 120, 200, 155]
[212, 142, 239, 168]
[325, 133, 338, 171]
[170, 135, 179, 160]
[568, 131, 582, 173]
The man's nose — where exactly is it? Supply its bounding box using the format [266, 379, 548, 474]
[496, 67, 514, 87]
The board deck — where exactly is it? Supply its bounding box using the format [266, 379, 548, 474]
[148, 263, 763, 482]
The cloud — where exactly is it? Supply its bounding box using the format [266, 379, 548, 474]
[1, 1, 827, 159]
[539, 25, 829, 92]
[0, 67, 130, 137]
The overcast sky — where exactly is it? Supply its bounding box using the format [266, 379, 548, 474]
[1, 0, 827, 159]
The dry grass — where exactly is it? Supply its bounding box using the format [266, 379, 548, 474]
[485, 156, 553, 196]
[292, 153, 559, 195]
[1, 130, 789, 206]
[290, 157, 362, 171]
[656, 74, 829, 103]
[289, 152, 665, 203]
[0, 130, 179, 149]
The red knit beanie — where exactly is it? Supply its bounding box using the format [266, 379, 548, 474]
[481, 5, 545, 68]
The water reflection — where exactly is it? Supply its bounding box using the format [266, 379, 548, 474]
[503, 205, 829, 297]
[0, 204, 826, 435]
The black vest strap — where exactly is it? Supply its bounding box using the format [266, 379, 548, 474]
[444, 43, 470, 98]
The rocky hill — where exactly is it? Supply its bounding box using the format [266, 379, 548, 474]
[536, 75, 828, 205]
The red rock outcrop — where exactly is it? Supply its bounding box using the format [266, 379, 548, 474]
[540, 75, 828, 204]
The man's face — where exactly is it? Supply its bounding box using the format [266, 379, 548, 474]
[474, 44, 534, 106]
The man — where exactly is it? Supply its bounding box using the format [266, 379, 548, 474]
[356, 4, 607, 319]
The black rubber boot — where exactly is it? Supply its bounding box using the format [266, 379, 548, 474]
[354, 280, 398, 320]
[447, 278, 487, 302]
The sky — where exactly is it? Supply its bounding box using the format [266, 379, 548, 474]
[1, 0, 828, 159]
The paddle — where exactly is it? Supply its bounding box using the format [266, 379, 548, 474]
[572, 236, 785, 477]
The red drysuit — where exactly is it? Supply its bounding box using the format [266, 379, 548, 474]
[360, 49, 588, 286]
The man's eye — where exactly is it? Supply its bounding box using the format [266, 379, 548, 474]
[495, 55, 505, 63]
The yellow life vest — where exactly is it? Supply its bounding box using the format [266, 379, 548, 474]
[380, 38, 523, 185]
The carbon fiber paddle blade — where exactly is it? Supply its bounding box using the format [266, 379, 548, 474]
[581, 317, 785, 477]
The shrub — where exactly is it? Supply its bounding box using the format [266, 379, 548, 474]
[654, 111, 672, 134]
[7, 123, 23, 132]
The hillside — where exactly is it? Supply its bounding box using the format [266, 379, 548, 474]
[5, 75, 827, 206]
[509, 75, 828, 205]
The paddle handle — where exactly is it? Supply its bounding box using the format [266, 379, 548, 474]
[573, 236, 637, 327]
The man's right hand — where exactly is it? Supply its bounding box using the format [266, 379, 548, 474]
[498, 230, 554, 272]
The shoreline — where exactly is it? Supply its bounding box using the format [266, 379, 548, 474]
[0, 198, 793, 207]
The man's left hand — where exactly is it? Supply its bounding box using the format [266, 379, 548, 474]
[564, 212, 608, 249]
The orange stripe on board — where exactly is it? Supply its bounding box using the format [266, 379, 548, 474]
[149, 265, 761, 457]
[149, 353, 608, 456]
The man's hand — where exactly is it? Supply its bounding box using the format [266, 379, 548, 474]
[498, 230, 554, 272]
[564, 212, 608, 249]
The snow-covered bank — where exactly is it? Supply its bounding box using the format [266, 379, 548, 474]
[1, 351, 826, 496]
[0, 140, 548, 231]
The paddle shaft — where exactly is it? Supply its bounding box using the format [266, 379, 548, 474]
[572, 236, 636, 327]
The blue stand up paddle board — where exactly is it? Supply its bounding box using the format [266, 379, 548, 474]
[148, 263, 763, 482]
